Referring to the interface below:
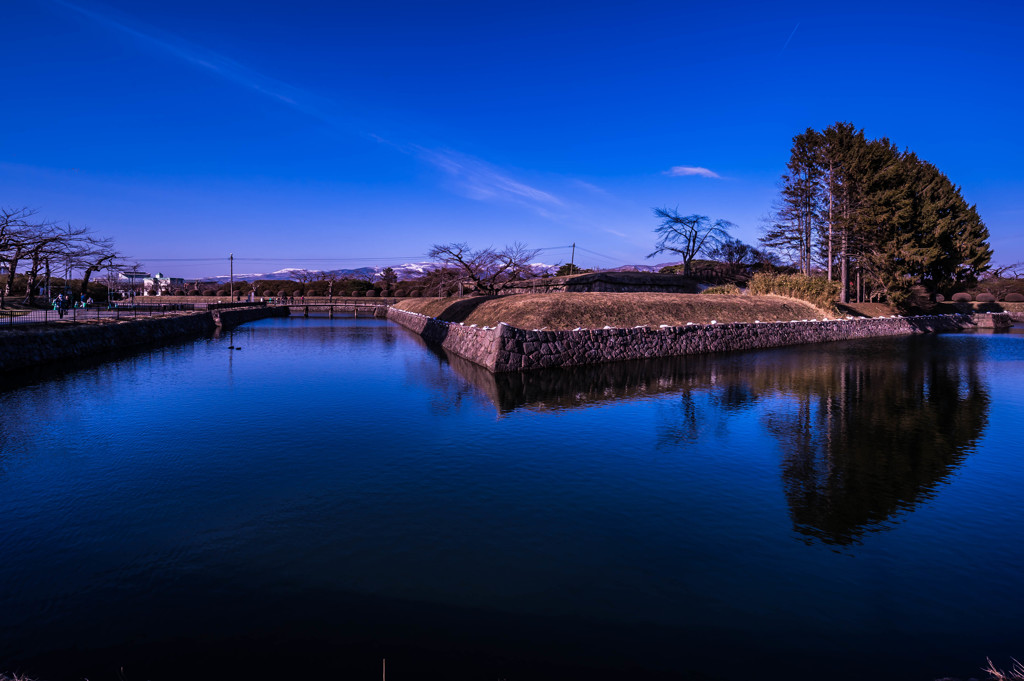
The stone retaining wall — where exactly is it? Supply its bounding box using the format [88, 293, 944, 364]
[387, 307, 978, 373]
[0, 313, 215, 375]
[214, 305, 289, 327]
[384, 308, 501, 368]
[0, 305, 288, 375]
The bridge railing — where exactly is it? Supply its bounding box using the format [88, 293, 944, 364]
[271, 299, 397, 307]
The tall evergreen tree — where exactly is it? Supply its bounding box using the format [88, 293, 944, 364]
[762, 122, 991, 307]
[762, 128, 823, 276]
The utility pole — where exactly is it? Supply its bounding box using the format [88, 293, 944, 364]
[229, 253, 234, 300]
[570, 242, 575, 274]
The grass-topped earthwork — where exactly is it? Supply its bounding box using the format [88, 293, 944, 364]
[394, 292, 833, 330]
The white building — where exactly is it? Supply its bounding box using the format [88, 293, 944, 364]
[143, 272, 185, 295]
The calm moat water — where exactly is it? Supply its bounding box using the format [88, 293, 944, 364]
[1, 317, 1022, 681]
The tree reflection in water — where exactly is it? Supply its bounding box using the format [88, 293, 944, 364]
[436, 335, 990, 547]
[766, 338, 989, 546]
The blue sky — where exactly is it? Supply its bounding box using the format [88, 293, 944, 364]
[2, 0, 1022, 278]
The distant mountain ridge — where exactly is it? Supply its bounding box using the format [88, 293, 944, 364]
[200, 261, 682, 282]
[201, 262, 440, 282]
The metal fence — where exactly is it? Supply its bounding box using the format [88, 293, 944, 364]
[0, 303, 197, 328]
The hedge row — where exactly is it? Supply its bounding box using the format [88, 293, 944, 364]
[950, 292, 1024, 302]
[746, 272, 840, 313]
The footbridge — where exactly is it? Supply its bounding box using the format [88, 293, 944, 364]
[273, 300, 394, 318]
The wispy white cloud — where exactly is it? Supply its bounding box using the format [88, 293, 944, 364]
[52, 0, 335, 123]
[414, 147, 563, 211]
[664, 166, 722, 179]
[53, 1, 566, 214]
[571, 179, 610, 195]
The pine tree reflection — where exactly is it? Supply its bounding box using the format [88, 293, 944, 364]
[437, 335, 990, 547]
[767, 339, 989, 545]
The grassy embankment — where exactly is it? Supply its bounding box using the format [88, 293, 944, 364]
[395, 292, 850, 330]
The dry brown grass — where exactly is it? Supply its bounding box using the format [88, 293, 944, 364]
[395, 292, 834, 330]
[986, 658, 1024, 680]
[836, 301, 898, 317]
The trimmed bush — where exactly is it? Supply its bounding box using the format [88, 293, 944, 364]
[216, 290, 228, 296]
[976, 292, 996, 303]
[277, 290, 286, 298]
[365, 290, 377, 297]
[701, 284, 741, 295]
[350, 290, 362, 297]
[951, 292, 972, 302]
[203, 290, 215, 296]
[1005, 293, 1024, 302]
[746, 272, 840, 313]
[409, 289, 422, 297]
[934, 294, 945, 302]
[394, 289, 408, 297]
[262, 290, 273, 297]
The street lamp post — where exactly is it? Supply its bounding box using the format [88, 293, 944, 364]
[229, 253, 234, 301]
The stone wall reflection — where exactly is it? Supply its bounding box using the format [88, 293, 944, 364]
[439, 336, 990, 546]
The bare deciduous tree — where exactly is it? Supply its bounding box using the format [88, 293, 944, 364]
[427, 241, 540, 295]
[647, 209, 733, 278]
[74, 235, 121, 299]
[316, 271, 341, 299]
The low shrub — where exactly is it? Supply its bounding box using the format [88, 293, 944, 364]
[216, 290, 228, 296]
[277, 290, 286, 298]
[1005, 293, 1024, 302]
[351, 290, 362, 297]
[746, 272, 839, 313]
[365, 290, 377, 297]
[701, 284, 741, 295]
[934, 293, 945, 302]
[976, 292, 997, 303]
[202, 290, 215, 296]
[951, 292, 972, 302]
[409, 289, 422, 297]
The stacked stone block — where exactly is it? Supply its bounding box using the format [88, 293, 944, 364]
[387, 307, 977, 374]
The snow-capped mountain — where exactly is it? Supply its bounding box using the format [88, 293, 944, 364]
[201, 262, 440, 282]
[197, 261, 681, 282]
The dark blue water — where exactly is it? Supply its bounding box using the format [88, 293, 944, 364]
[1, 318, 1022, 681]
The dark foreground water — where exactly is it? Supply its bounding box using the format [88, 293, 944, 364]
[1, 317, 1022, 681]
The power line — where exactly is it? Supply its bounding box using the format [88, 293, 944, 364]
[574, 246, 623, 263]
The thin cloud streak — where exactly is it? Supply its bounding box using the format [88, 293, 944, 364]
[664, 166, 722, 179]
[52, 0, 567, 215]
[52, 0, 333, 123]
[414, 147, 564, 211]
[781, 23, 800, 53]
